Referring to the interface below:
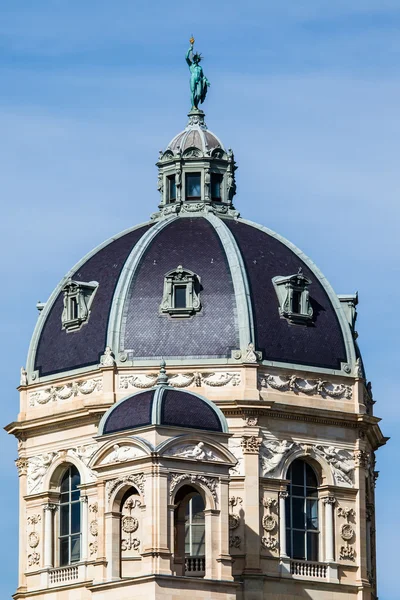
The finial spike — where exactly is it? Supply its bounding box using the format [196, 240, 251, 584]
[157, 358, 169, 385]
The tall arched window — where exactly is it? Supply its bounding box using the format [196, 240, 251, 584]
[59, 465, 81, 566]
[185, 494, 205, 558]
[286, 459, 319, 561]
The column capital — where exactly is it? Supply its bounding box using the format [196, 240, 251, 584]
[279, 491, 288, 499]
[15, 457, 29, 477]
[43, 503, 58, 512]
[241, 435, 262, 454]
[322, 495, 336, 505]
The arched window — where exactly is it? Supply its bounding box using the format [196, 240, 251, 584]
[173, 486, 206, 577]
[59, 465, 81, 566]
[286, 459, 319, 561]
[185, 494, 205, 558]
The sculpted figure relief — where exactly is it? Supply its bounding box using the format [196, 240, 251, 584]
[313, 445, 354, 486]
[260, 439, 294, 476]
[101, 444, 141, 464]
[166, 441, 218, 461]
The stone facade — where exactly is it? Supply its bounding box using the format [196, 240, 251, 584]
[7, 358, 384, 600]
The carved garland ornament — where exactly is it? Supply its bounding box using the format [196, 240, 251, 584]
[169, 473, 218, 501]
[259, 374, 352, 400]
[89, 502, 99, 547]
[27, 515, 41, 550]
[119, 371, 240, 390]
[121, 496, 141, 552]
[261, 497, 278, 552]
[338, 506, 356, 561]
[29, 377, 103, 406]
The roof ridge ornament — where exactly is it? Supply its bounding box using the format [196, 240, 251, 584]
[157, 359, 169, 385]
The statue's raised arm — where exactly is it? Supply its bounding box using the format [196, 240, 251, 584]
[185, 37, 210, 110]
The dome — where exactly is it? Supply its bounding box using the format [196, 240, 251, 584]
[99, 385, 228, 435]
[27, 214, 356, 382]
[167, 110, 224, 155]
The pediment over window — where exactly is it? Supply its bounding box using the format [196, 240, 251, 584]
[61, 279, 98, 332]
[272, 269, 313, 324]
[160, 265, 201, 317]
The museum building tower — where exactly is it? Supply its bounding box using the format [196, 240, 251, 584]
[7, 55, 386, 600]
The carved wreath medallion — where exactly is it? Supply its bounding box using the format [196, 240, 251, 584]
[28, 532, 40, 548]
[262, 515, 277, 532]
[341, 523, 354, 541]
[122, 515, 139, 534]
[229, 514, 240, 530]
[90, 520, 98, 536]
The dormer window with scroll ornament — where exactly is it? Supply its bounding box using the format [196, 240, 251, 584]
[272, 268, 313, 324]
[61, 278, 98, 332]
[160, 265, 201, 317]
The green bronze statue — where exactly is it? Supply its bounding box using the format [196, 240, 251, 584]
[186, 37, 210, 110]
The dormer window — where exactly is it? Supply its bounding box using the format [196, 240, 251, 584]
[211, 173, 223, 201]
[272, 269, 313, 324]
[160, 265, 201, 317]
[61, 279, 98, 331]
[186, 173, 201, 200]
[168, 175, 176, 202]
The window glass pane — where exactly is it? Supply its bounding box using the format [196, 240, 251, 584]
[60, 537, 69, 566]
[60, 504, 70, 536]
[286, 529, 292, 557]
[61, 472, 70, 493]
[292, 497, 305, 530]
[191, 494, 205, 517]
[292, 290, 301, 314]
[292, 485, 304, 498]
[291, 461, 304, 485]
[71, 502, 81, 534]
[70, 297, 78, 319]
[307, 532, 319, 561]
[306, 499, 318, 530]
[285, 496, 291, 524]
[293, 530, 305, 560]
[60, 492, 69, 505]
[191, 525, 205, 555]
[169, 176, 176, 201]
[306, 487, 318, 498]
[186, 174, 201, 198]
[185, 524, 190, 554]
[211, 174, 223, 199]
[306, 463, 318, 488]
[70, 535, 80, 563]
[174, 286, 186, 309]
[70, 468, 80, 491]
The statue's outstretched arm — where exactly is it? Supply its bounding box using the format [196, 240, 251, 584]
[186, 46, 193, 67]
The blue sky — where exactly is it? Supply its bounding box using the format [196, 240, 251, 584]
[1, 2, 399, 598]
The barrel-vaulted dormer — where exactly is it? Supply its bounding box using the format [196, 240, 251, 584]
[153, 109, 239, 219]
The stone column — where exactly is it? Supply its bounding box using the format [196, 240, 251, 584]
[105, 511, 121, 580]
[323, 496, 336, 562]
[81, 496, 88, 562]
[15, 458, 29, 589]
[241, 435, 262, 572]
[43, 504, 57, 569]
[279, 491, 288, 558]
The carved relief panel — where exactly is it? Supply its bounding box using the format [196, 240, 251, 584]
[120, 492, 142, 578]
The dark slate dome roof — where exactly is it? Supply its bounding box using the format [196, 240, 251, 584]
[99, 386, 228, 434]
[28, 214, 355, 381]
